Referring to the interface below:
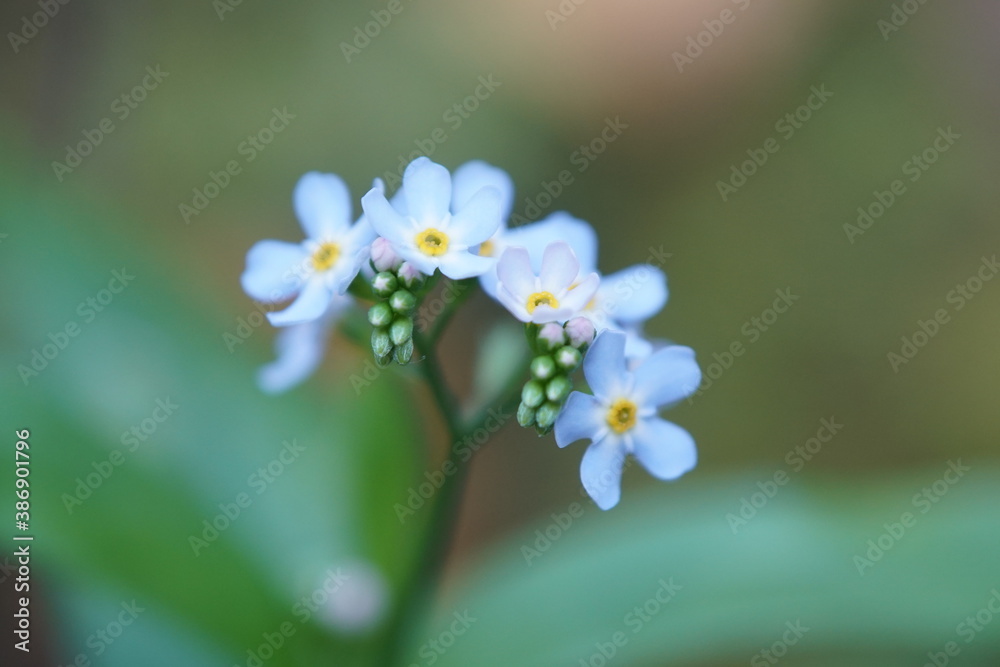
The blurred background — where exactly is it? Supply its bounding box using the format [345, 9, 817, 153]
[2, 0, 999, 665]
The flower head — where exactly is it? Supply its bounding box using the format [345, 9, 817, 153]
[241, 172, 377, 326]
[360, 157, 502, 280]
[495, 242, 600, 324]
[554, 331, 701, 509]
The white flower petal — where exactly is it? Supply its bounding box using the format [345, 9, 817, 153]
[402, 157, 451, 224]
[452, 161, 514, 221]
[507, 212, 598, 274]
[559, 272, 600, 314]
[631, 418, 697, 480]
[496, 285, 531, 322]
[294, 172, 352, 239]
[632, 345, 701, 407]
[538, 241, 581, 292]
[436, 251, 495, 280]
[580, 438, 626, 510]
[361, 188, 415, 251]
[241, 240, 308, 302]
[598, 265, 668, 324]
[495, 246, 536, 299]
[555, 392, 606, 448]
[267, 277, 333, 327]
[448, 186, 502, 246]
[582, 330, 630, 401]
[257, 301, 346, 394]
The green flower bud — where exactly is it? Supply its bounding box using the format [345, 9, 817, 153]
[535, 401, 560, 431]
[375, 352, 393, 368]
[545, 375, 572, 403]
[371, 327, 392, 358]
[517, 402, 536, 427]
[521, 380, 545, 408]
[390, 316, 414, 346]
[554, 345, 582, 372]
[389, 289, 416, 313]
[394, 338, 414, 365]
[371, 271, 398, 297]
[368, 302, 393, 328]
[530, 355, 557, 381]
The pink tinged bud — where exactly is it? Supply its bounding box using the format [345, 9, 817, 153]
[371, 237, 401, 272]
[397, 262, 422, 285]
[565, 317, 596, 348]
[537, 323, 565, 350]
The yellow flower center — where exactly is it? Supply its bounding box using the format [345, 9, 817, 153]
[311, 242, 341, 271]
[415, 228, 449, 256]
[606, 398, 638, 434]
[526, 291, 559, 314]
[478, 239, 496, 257]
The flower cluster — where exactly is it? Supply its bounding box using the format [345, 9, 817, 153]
[241, 157, 701, 509]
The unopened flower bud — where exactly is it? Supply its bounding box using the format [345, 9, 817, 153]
[370, 237, 401, 272]
[389, 289, 416, 314]
[371, 328, 392, 358]
[521, 380, 545, 408]
[368, 302, 393, 328]
[394, 338, 414, 364]
[535, 402, 560, 431]
[517, 402, 536, 427]
[397, 262, 424, 289]
[371, 272, 397, 297]
[389, 317, 413, 346]
[554, 346, 582, 372]
[545, 375, 572, 403]
[530, 355, 556, 381]
[536, 323, 565, 352]
[375, 352, 393, 368]
[565, 317, 596, 348]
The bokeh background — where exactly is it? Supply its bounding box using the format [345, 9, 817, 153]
[2, 1, 999, 665]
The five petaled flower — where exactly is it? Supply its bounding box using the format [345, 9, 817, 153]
[555, 330, 701, 509]
[241, 172, 376, 326]
[360, 157, 502, 280]
[495, 241, 600, 324]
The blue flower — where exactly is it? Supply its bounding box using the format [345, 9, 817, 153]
[241, 172, 376, 327]
[554, 330, 701, 509]
[360, 157, 502, 279]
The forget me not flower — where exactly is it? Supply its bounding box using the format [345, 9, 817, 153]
[495, 241, 600, 324]
[555, 330, 701, 509]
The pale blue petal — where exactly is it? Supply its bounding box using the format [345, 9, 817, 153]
[539, 242, 580, 291]
[294, 172, 352, 239]
[267, 277, 332, 327]
[452, 161, 514, 221]
[555, 392, 606, 448]
[257, 302, 344, 394]
[241, 240, 308, 302]
[632, 345, 701, 407]
[507, 212, 598, 273]
[495, 246, 536, 298]
[361, 188, 414, 250]
[449, 186, 502, 246]
[580, 438, 626, 510]
[436, 250, 495, 280]
[631, 417, 697, 480]
[402, 157, 451, 224]
[598, 265, 668, 324]
[582, 330, 629, 401]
